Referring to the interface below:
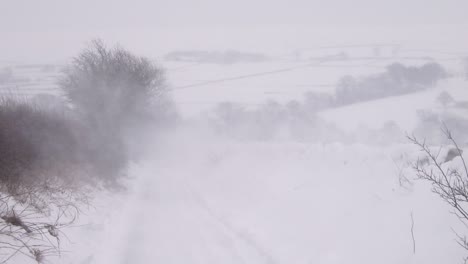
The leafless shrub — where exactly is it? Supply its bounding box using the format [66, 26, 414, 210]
[408, 125, 468, 257]
[0, 99, 84, 188]
[0, 40, 174, 262]
[0, 98, 93, 263]
[0, 186, 86, 263]
[60, 39, 175, 167]
[60, 39, 167, 132]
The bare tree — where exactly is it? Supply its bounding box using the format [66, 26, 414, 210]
[60, 39, 167, 131]
[60, 39, 174, 167]
[408, 125, 468, 255]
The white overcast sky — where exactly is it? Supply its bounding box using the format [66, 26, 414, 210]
[2, 0, 468, 30]
[1, 0, 468, 61]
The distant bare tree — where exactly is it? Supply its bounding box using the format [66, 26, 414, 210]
[436, 91, 455, 108]
[335, 62, 447, 106]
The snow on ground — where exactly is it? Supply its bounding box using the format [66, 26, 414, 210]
[62, 136, 467, 264]
[167, 58, 465, 117]
[2, 45, 468, 263]
[320, 78, 468, 132]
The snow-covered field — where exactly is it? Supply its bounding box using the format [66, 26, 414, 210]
[2, 42, 468, 263]
[62, 137, 467, 264]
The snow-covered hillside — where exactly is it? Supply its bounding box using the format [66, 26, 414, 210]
[2, 47, 468, 264]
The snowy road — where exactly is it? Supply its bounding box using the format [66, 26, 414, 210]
[89, 141, 465, 264]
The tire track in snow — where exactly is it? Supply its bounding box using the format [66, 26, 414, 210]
[182, 180, 281, 264]
[96, 159, 281, 264]
[110, 165, 261, 263]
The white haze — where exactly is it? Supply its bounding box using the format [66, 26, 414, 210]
[1, 1, 468, 264]
[1, 0, 468, 62]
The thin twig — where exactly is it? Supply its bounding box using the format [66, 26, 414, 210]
[410, 211, 416, 254]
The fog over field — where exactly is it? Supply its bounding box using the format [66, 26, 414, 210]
[1, 1, 468, 264]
